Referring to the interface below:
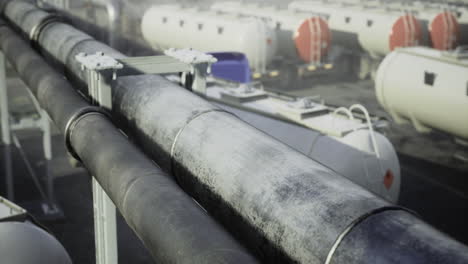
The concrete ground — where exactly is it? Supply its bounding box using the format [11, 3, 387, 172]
[1, 73, 467, 263]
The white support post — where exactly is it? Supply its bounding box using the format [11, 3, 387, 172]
[0, 51, 13, 201]
[76, 52, 121, 264]
[91, 71, 118, 264]
[92, 178, 117, 264]
[41, 109, 58, 213]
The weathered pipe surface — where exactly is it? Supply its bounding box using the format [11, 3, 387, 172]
[3, 0, 124, 89]
[70, 113, 259, 264]
[330, 210, 468, 263]
[111, 75, 395, 263]
[2, 1, 468, 263]
[0, 22, 259, 264]
[0, 22, 88, 132]
[3, 0, 51, 38]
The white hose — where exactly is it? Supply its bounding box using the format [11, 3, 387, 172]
[333, 107, 355, 121]
[350, 104, 381, 158]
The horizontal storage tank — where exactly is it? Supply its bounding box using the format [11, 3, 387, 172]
[350, 1, 464, 48]
[211, 2, 331, 64]
[376, 47, 468, 140]
[288, 1, 422, 57]
[422, 10, 460, 50]
[205, 87, 401, 202]
[141, 5, 277, 73]
[380, 4, 460, 50]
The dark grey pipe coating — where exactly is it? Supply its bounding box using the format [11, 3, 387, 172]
[69, 113, 258, 264]
[0, 19, 89, 132]
[111, 75, 468, 263]
[0, 20, 259, 264]
[2, 1, 468, 263]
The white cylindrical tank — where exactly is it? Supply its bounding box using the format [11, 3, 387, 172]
[141, 5, 277, 73]
[376, 47, 468, 140]
[288, 1, 422, 57]
[358, 1, 464, 48]
[411, 10, 459, 50]
[377, 3, 460, 50]
[211, 2, 331, 64]
[336, 129, 401, 203]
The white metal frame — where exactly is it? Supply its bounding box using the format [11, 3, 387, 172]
[76, 52, 121, 264]
[0, 51, 58, 214]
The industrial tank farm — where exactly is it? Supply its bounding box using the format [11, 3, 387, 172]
[379, 1, 463, 48]
[288, 1, 424, 79]
[1, 0, 468, 264]
[141, 5, 278, 74]
[288, 1, 423, 56]
[210, 2, 332, 64]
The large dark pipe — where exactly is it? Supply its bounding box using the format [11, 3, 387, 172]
[68, 113, 258, 264]
[0, 20, 258, 264]
[2, 1, 468, 263]
[111, 75, 468, 263]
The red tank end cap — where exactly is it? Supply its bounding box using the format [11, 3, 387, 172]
[389, 14, 422, 51]
[430, 12, 460, 50]
[294, 17, 331, 63]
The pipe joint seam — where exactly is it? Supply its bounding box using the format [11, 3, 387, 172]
[29, 13, 65, 51]
[64, 106, 109, 162]
[325, 206, 418, 264]
[170, 108, 237, 174]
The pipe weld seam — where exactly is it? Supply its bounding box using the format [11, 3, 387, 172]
[121, 172, 159, 215]
[29, 13, 65, 51]
[169, 108, 237, 174]
[64, 106, 109, 162]
[325, 206, 417, 264]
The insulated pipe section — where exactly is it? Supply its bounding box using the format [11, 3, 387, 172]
[111, 75, 395, 263]
[0, 20, 89, 133]
[111, 75, 468, 263]
[2, 2, 468, 263]
[69, 113, 258, 264]
[330, 210, 468, 263]
[0, 22, 259, 264]
[2, 0, 124, 88]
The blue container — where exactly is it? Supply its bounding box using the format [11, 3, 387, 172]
[209, 52, 251, 84]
